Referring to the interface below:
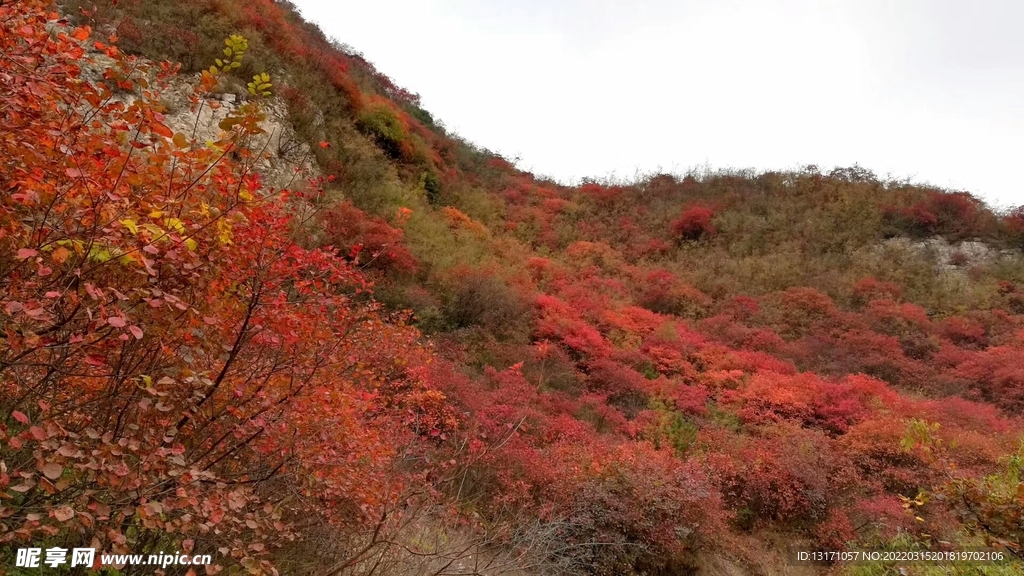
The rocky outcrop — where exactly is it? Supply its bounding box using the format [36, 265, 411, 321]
[75, 50, 320, 193]
[876, 236, 1018, 273]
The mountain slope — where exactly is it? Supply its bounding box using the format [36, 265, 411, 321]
[2, 1, 1024, 574]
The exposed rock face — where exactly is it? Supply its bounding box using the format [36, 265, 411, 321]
[76, 50, 320, 193]
[877, 236, 1017, 272]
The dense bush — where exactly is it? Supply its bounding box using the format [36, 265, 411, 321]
[671, 205, 717, 241]
[319, 201, 419, 275]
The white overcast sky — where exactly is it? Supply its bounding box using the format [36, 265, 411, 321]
[290, 0, 1024, 208]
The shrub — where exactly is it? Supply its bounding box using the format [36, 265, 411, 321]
[320, 201, 419, 275]
[422, 170, 442, 203]
[638, 269, 712, 318]
[438, 266, 533, 339]
[881, 203, 938, 238]
[928, 191, 983, 239]
[1006, 207, 1024, 248]
[356, 99, 410, 159]
[671, 205, 716, 241]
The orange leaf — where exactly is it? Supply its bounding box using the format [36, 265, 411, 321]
[151, 122, 173, 139]
[52, 246, 70, 264]
[71, 27, 90, 41]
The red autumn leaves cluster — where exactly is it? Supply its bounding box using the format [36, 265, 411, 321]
[0, 4, 453, 572]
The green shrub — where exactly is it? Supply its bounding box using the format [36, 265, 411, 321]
[357, 102, 408, 159]
[422, 171, 442, 204]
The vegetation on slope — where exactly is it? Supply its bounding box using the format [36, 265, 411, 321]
[2, 0, 1024, 574]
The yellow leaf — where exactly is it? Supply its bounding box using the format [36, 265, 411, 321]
[89, 247, 112, 263]
[142, 223, 164, 238]
[217, 219, 233, 245]
[163, 217, 185, 234]
[184, 238, 198, 251]
[120, 218, 139, 234]
[149, 210, 163, 218]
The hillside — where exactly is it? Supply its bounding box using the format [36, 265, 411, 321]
[3, 1, 1024, 574]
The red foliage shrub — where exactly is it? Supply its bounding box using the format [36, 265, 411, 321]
[815, 509, 856, 550]
[883, 191, 990, 240]
[941, 315, 988, 348]
[711, 442, 812, 526]
[579, 182, 622, 204]
[905, 203, 940, 233]
[759, 287, 841, 340]
[669, 382, 710, 416]
[882, 203, 938, 237]
[561, 444, 727, 572]
[853, 277, 903, 303]
[638, 269, 712, 317]
[697, 314, 788, 354]
[723, 295, 760, 319]
[320, 201, 418, 274]
[927, 191, 983, 238]
[535, 295, 612, 358]
[943, 344, 1024, 412]
[586, 358, 650, 398]
[598, 305, 667, 338]
[671, 205, 716, 241]
[728, 372, 901, 435]
[792, 329, 914, 385]
[850, 495, 919, 541]
[840, 419, 933, 493]
[779, 287, 839, 317]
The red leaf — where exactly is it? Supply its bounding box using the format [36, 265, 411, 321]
[129, 325, 144, 340]
[12, 410, 29, 424]
[107, 316, 126, 328]
[151, 122, 173, 139]
[16, 248, 38, 260]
